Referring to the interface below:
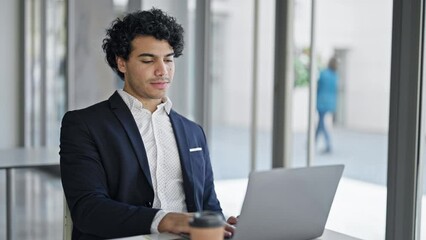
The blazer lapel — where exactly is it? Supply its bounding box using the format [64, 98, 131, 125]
[169, 111, 195, 204]
[108, 91, 153, 188]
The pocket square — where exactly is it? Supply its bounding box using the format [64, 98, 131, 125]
[189, 147, 202, 152]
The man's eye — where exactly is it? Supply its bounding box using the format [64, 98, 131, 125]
[165, 59, 174, 63]
[141, 60, 153, 63]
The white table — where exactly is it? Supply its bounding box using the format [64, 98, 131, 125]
[317, 229, 362, 239]
[113, 229, 362, 240]
[0, 147, 60, 240]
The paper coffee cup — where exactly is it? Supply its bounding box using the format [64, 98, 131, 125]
[189, 211, 225, 240]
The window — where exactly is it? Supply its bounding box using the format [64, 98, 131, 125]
[292, 0, 392, 238]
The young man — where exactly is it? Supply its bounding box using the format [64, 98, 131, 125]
[316, 57, 338, 154]
[60, 8, 236, 239]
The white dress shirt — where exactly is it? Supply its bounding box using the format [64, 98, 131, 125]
[117, 89, 187, 233]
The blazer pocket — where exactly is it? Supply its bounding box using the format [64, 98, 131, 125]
[190, 150, 205, 172]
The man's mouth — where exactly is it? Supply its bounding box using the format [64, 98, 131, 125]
[151, 81, 169, 90]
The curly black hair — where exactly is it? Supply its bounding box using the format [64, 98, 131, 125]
[102, 8, 184, 80]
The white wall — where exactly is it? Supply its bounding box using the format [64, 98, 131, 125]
[256, 0, 275, 131]
[211, 0, 275, 130]
[0, 0, 21, 149]
[343, 0, 392, 133]
[292, 0, 392, 133]
[316, 0, 392, 133]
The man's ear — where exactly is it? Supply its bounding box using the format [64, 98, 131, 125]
[116, 57, 126, 74]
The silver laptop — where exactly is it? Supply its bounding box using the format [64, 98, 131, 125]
[232, 164, 344, 240]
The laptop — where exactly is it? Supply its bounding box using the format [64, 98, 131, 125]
[231, 164, 344, 240]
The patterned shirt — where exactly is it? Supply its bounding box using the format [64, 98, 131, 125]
[117, 89, 187, 233]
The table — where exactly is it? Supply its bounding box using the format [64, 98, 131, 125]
[113, 229, 362, 240]
[317, 229, 362, 239]
[0, 147, 60, 240]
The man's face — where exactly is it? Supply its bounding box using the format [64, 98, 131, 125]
[117, 35, 175, 102]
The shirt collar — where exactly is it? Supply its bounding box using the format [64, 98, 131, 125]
[117, 89, 172, 114]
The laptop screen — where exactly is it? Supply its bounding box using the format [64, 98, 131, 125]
[232, 165, 344, 240]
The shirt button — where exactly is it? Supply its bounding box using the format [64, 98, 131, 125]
[144, 201, 152, 207]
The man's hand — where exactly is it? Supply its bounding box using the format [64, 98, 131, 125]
[225, 216, 238, 238]
[158, 212, 192, 234]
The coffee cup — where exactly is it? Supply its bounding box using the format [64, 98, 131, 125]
[189, 211, 225, 240]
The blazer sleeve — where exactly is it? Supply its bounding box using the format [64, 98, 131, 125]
[60, 110, 159, 239]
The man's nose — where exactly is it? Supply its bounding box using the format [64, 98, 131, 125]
[154, 61, 168, 76]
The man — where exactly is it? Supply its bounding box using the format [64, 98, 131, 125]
[315, 57, 338, 154]
[60, 8, 236, 239]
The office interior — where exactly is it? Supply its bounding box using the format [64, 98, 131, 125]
[0, 0, 422, 239]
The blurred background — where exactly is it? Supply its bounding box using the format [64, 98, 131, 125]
[1, 0, 423, 239]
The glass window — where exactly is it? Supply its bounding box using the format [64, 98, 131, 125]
[254, 0, 275, 172]
[209, 0, 255, 180]
[24, 0, 67, 147]
[45, 0, 67, 146]
[208, 0, 275, 219]
[293, 0, 392, 239]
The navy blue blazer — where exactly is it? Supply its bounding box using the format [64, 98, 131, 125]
[60, 91, 222, 239]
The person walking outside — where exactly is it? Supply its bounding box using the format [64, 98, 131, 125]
[316, 57, 338, 154]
